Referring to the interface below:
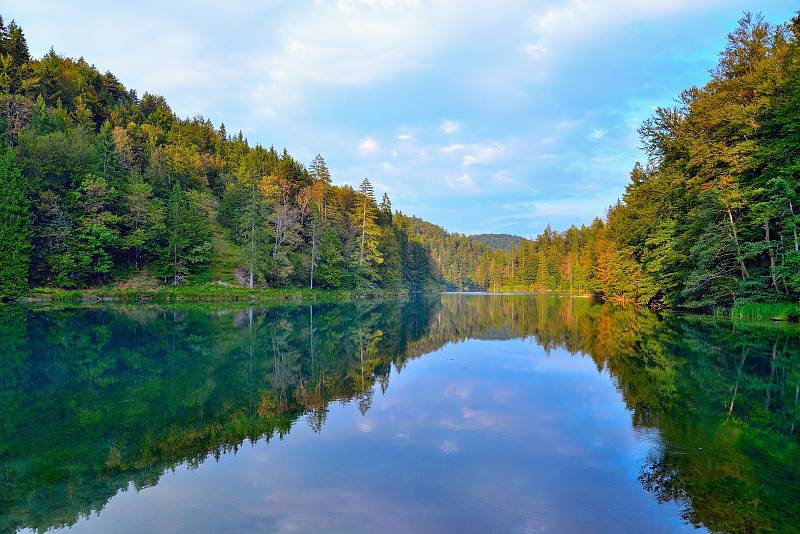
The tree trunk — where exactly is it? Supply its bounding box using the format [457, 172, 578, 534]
[790, 200, 799, 252]
[249, 219, 255, 289]
[360, 200, 367, 264]
[310, 225, 316, 289]
[728, 347, 748, 417]
[765, 338, 777, 410]
[726, 207, 748, 279]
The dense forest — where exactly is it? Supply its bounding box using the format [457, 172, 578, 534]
[0, 15, 437, 297]
[0, 12, 799, 310]
[462, 13, 800, 309]
[469, 233, 526, 250]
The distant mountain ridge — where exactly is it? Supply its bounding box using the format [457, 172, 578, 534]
[469, 233, 526, 250]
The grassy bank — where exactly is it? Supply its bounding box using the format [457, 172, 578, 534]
[24, 284, 408, 303]
[730, 302, 800, 322]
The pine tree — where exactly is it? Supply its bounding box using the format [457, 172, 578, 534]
[379, 192, 392, 225]
[73, 96, 95, 132]
[310, 154, 331, 184]
[94, 120, 124, 184]
[355, 178, 382, 273]
[236, 163, 270, 288]
[0, 148, 31, 297]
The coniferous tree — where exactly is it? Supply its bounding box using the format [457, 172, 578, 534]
[354, 178, 382, 278]
[0, 147, 31, 297]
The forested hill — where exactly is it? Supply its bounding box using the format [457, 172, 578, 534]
[0, 14, 439, 296]
[469, 234, 526, 250]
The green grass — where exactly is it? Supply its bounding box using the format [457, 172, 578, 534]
[25, 284, 407, 303]
[209, 219, 246, 284]
[730, 302, 800, 322]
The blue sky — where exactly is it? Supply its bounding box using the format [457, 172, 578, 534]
[6, 0, 799, 236]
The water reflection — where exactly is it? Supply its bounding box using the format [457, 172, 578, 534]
[0, 295, 798, 533]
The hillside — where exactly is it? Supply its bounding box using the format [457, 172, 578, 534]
[0, 14, 438, 295]
[469, 233, 526, 250]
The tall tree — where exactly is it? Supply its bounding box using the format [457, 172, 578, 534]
[0, 147, 31, 296]
[354, 178, 382, 274]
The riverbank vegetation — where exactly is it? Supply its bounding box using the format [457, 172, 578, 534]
[0, 12, 799, 312]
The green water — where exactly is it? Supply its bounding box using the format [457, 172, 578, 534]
[1, 295, 798, 533]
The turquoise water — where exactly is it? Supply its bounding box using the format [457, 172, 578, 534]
[2, 295, 798, 533]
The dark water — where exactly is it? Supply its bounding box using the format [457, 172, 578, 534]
[1, 295, 799, 533]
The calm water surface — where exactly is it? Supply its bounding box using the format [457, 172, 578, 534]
[1, 295, 798, 533]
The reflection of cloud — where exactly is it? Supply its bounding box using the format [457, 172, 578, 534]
[439, 439, 461, 456]
[443, 383, 473, 400]
[357, 420, 374, 433]
[440, 407, 506, 432]
[493, 389, 512, 402]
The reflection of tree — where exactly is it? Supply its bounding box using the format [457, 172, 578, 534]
[0, 296, 798, 533]
[0, 299, 438, 533]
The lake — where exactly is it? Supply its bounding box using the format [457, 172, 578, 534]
[1, 294, 799, 533]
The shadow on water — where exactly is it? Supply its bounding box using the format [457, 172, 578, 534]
[0, 295, 798, 533]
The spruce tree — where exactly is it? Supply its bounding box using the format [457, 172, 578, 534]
[355, 178, 382, 270]
[310, 154, 332, 184]
[0, 148, 32, 297]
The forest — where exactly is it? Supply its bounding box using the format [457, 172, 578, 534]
[0, 15, 436, 297]
[455, 13, 800, 310]
[0, 12, 799, 310]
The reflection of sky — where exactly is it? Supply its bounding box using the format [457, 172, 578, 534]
[47, 339, 698, 533]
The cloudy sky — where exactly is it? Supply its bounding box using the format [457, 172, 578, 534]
[6, 0, 798, 236]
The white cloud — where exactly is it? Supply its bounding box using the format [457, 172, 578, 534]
[588, 128, 607, 140]
[463, 144, 504, 166]
[440, 142, 505, 166]
[492, 189, 622, 225]
[523, 42, 548, 58]
[525, 0, 724, 64]
[444, 173, 477, 192]
[358, 137, 379, 154]
[441, 120, 461, 134]
[441, 143, 465, 154]
[243, 1, 519, 115]
[493, 171, 515, 186]
[397, 134, 413, 141]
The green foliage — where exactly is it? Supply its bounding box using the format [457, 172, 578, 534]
[472, 12, 800, 309]
[469, 233, 525, 250]
[0, 147, 31, 296]
[160, 185, 213, 285]
[5, 11, 798, 309]
[0, 15, 437, 295]
[731, 301, 800, 321]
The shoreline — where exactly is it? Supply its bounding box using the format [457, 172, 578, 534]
[6, 287, 799, 324]
[17, 284, 411, 303]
